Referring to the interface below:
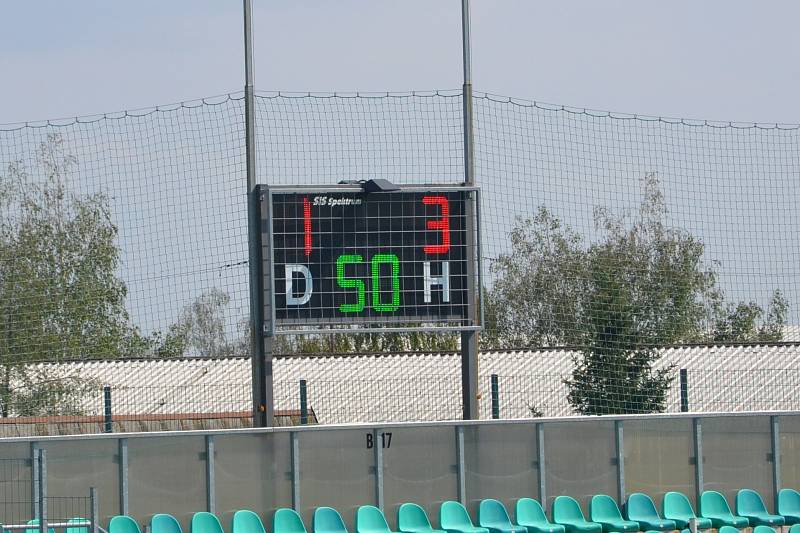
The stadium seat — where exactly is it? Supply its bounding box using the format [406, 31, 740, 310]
[357, 506, 397, 533]
[66, 517, 90, 533]
[662, 492, 711, 530]
[232, 511, 267, 533]
[274, 508, 309, 533]
[109, 516, 142, 533]
[624, 493, 675, 532]
[314, 508, 350, 533]
[551, 496, 602, 533]
[192, 513, 224, 533]
[779, 489, 800, 525]
[699, 491, 749, 529]
[717, 526, 741, 533]
[736, 489, 785, 527]
[440, 501, 489, 533]
[152, 515, 183, 533]
[515, 498, 565, 533]
[25, 519, 55, 533]
[791, 525, 800, 533]
[588, 495, 638, 533]
[397, 503, 445, 533]
[753, 527, 776, 533]
[478, 499, 527, 533]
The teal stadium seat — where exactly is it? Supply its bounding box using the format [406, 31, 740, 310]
[515, 498, 565, 533]
[624, 493, 675, 532]
[192, 513, 224, 533]
[25, 519, 56, 533]
[357, 506, 398, 533]
[440, 501, 489, 533]
[753, 527, 776, 533]
[478, 500, 526, 533]
[314, 508, 350, 533]
[109, 516, 142, 533]
[65, 518, 91, 533]
[662, 492, 711, 530]
[274, 508, 309, 533]
[718, 526, 741, 533]
[232, 511, 267, 533]
[152, 515, 183, 533]
[397, 503, 445, 533]
[791, 525, 800, 533]
[736, 490, 784, 527]
[551, 496, 602, 533]
[779, 489, 800, 525]
[588, 495, 638, 533]
[699, 491, 749, 529]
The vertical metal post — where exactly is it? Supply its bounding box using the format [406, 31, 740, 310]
[680, 369, 689, 413]
[291, 432, 300, 511]
[103, 386, 113, 433]
[31, 442, 40, 519]
[460, 0, 479, 421]
[615, 421, 625, 504]
[772, 416, 781, 511]
[490, 375, 499, 419]
[536, 423, 546, 506]
[205, 435, 216, 514]
[118, 438, 129, 516]
[456, 426, 466, 505]
[300, 380, 308, 425]
[244, 0, 273, 427]
[693, 418, 703, 504]
[38, 449, 46, 533]
[90, 487, 99, 533]
[373, 429, 385, 511]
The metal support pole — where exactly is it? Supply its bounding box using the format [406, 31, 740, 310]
[490, 375, 499, 419]
[693, 418, 703, 504]
[244, 0, 273, 427]
[615, 421, 625, 504]
[118, 439, 129, 516]
[456, 426, 466, 505]
[373, 429, 384, 511]
[460, 0, 479, 421]
[205, 435, 215, 514]
[90, 487, 98, 533]
[300, 380, 308, 425]
[38, 449, 46, 533]
[31, 442, 40, 520]
[680, 369, 689, 413]
[103, 386, 113, 433]
[536, 423, 546, 505]
[772, 416, 781, 511]
[291, 432, 300, 511]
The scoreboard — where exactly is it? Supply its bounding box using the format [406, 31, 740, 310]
[260, 184, 480, 333]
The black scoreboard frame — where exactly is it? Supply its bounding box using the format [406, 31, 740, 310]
[258, 183, 482, 335]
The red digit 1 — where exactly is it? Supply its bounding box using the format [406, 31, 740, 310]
[423, 195, 450, 255]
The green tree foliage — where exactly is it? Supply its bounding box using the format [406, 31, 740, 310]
[486, 174, 788, 415]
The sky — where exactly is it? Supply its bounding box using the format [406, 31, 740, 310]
[2, 1, 800, 125]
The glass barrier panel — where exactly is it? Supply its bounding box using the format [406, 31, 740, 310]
[214, 432, 292, 526]
[0, 443, 34, 526]
[382, 425, 458, 529]
[464, 423, 538, 517]
[127, 435, 207, 532]
[544, 420, 617, 512]
[702, 416, 773, 511]
[42, 438, 120, 525]
[780, 415, 800, 499]
[624, 418, 695, 507]
[298, 429, 375, 529]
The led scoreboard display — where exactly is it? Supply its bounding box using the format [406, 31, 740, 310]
[260, 184, 479, 332]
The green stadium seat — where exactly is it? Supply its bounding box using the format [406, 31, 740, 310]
[192, 513, 224, 533]
[624, 493, 675, 531]
[662, 492, 711, 530]
[551, 496, 602, 533]
[514, 498, 565, 533]
[274, 508, 309, 533]
[109, 516, 142, 533]
[66, 517, 90, 533]
[478, 499, 527, 533]
[397, 503, 445, 533]
[357, 506, 398, 533]
[779, 489, 800, 525]
[152, 515, 183, 533]
[699, 491, 749, 529]
[790, 524, 800, 533]
[314, 508, 349, 533]
[588, 495, 638, 533]
[717, 526, 740, 533]
[736, 489, 785, 527]
[232, 511, 266, 533]
[25, 519, 56, 533]
[440, 501, 489, 533]
[753, 527, 776, 533]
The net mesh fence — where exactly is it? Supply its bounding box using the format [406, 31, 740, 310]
[1, 90, 799, 428]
